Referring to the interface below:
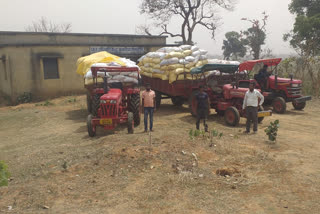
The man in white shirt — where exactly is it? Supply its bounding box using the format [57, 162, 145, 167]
[242, 82, 264, 133]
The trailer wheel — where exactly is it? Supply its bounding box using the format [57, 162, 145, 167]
[129, 94, 141, 126]
[87, 114, 96, 137]
[171, 97, 184, 106]
[272, 97, 286, 114]
[224, 106, 240, 126]
[128, 112, 134, 134]
[292, 101, 306, 110]
[86, 93, 92, 113]
[92, 94, 101, 116]
[188, 91, 198, 117]
[155, 91, 161, 108]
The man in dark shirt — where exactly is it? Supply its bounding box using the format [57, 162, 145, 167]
[257, 64, 270, 90]
[196, 85, 209, 132]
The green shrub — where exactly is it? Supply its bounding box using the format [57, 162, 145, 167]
[17, 92, 32, 104]
[0, 161, 10, 187]
[265, 120, 280, 142]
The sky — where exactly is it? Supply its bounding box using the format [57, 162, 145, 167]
[0, 0, 295, 56]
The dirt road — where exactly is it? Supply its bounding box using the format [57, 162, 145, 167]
[0, 96, 319, 213]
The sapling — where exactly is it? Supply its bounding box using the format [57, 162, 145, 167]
[265, 120, 280, 141]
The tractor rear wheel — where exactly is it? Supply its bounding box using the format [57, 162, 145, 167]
[87, 114, 96, 137]
[86, 93, 92, 113]
[171, 97, 184, 106]
[129, 94, 141, 126]
[188, 90, 198, 117]
[155, 91, 162, 108]
[128, 112, 134, 134]
[272, 97, 286, 114]
[92, 94, 101, 116]
[292, 101, 306, 110]
[224, 106, 240, 126]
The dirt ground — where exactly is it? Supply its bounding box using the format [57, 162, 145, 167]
[0, 96, 319, 214]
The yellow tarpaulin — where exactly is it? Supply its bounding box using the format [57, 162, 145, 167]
[76, 51, 126, 76]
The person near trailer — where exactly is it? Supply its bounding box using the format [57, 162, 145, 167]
[196, 85, 209, 132]
[243, 82, 264, 134]
[142, 83, 156, 132]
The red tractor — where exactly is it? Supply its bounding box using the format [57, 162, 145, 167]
[85, 65, 140, 136]
[188, 64, 272, 126]
[237, 58, 312, 114]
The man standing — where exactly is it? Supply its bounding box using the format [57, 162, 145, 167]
[243, 82, 264, 134]
[196, 85, 209, 132]
[142, 83, 156, 132]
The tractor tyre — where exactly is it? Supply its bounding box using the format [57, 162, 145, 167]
[224, 106, 240, 126]
[87, 114, 96, 137]
[128, 112, 134, 134]
[171, 97, 184, 106]
[86, 93, 92, 113]
[258, 105, 264, 124]
[292, 101, 306, 110]
[92, 94, 101, 116]
[129, 93, 141, 127]
[272, 97, 286, 114]
[155, 91, 162, 109]
[188, 90, 199, 117]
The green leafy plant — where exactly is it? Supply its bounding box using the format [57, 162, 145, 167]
[16, 92, 32, 104]
[35, 100, 54, 107]
[265, 120, 280, 141]
[0, 161, 10, 187]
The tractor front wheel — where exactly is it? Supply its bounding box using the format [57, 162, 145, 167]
[128, 112, 134, 134]
[171, 97, 184, 106]
[87, 114, 96, 137]
[129, 94, 141, 126]
[272, 97, 286, 114]
[224, 106, 240, 126]
[258, 105, 264, 123]
[292, 101, 306, 110]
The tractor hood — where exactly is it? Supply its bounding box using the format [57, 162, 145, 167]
[100, 89, 122, 101]
[269, 76, 302, 84]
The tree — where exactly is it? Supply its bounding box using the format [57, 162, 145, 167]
[140, 0, 234, 44]
[284, 0, 320, 56]
[222, 31, 247, 60]
[241, 12, 268, 59]
[25, 17, 72, 33]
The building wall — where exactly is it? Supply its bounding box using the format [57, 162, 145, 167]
[0, 45, 162, 102]
[0, 32, 167, 103]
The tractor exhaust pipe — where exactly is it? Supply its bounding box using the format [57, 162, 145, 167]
[103, 75, 109, 94]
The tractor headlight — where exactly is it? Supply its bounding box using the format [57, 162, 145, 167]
[110, 100, 117, 104]
[100, 100, 107, 104]
[291, 83, 299, 87]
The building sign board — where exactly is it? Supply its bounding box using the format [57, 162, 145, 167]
[90, 46, 145, 55]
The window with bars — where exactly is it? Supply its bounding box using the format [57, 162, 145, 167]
[43, 58, 59, 79]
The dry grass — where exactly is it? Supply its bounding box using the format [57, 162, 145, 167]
[0, 96, 319, 213]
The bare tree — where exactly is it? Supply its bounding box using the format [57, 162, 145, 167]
[140, 0, 234, 44]
[25, 17, 72, 33]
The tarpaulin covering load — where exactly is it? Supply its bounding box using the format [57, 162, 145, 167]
[190, 64, 239, 75]
[76, 51, 127, 76]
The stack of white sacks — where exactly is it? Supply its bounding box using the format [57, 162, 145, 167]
[138, 45, 209, 83]
[84, 59, 140, 85]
